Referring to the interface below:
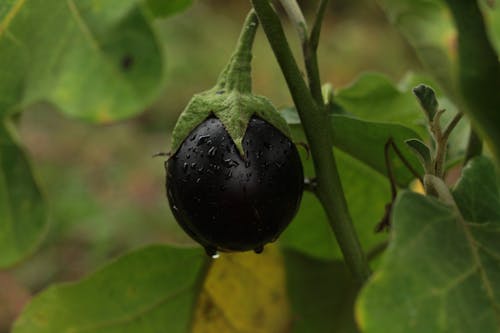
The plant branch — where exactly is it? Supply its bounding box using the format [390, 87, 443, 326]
[310, 0, 329, 51]
[430, 111, 463, 178]
[279, 0, 308, 41]
[442, 112, 463, 142]
[279, 0, 324, 105]
[252, 0, 371, 284]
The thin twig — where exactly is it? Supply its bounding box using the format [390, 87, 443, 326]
[366, 240, 389, 261]
[310, 0, 329, 51]
[384, 140, 398, 200]
[442, 112, 464, 141]
[387, 138, 424, 184]
[279, 0, 308, 41]
[279, 0, 324, 105]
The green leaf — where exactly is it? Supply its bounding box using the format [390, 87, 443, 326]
[284, 250, 359, 333]
[145, 0, 193, 18]
[406, 138, 432, 172]
[334, 72, 470, 166]
[335, 73, 423, 128]
[412, 84, 439, 121]
[484, 1, 500, 53]
[0, 0, 164, 122]
[376, 0, 457, 96]
[445, 0, 500, 162]
[0, 122, 48, 268]
[280, 108, 421, 260]
[281, 149, 389, 261]
[357, 157, 500, 333]
[282, 106, 424, 185]
[13, 245, 207, 333]
[330, 115, 423, 186]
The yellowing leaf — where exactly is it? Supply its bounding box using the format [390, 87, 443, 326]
[192, 245, 291, 333]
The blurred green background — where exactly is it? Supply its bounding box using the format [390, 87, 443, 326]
[1, 0, 420, 330]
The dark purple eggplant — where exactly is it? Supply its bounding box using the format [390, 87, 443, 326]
[166, 116, 303, 256]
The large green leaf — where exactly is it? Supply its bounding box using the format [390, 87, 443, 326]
[445, 0, 500, 163]
[13, 245, 207, 333]
[280, 108, 421, 260]
[283, 107, 423, 185]
[357, 157, 500, 333]
[485, 1, 500, 53]
[0, 121, 48, 268]
[335, 73, 423, 128]
[0, 0, 164, 122]
[284, 250, 359, 333]
[376, 0, 457, 96]
[331, 116, 423, 185]
[335, 72, 470, 165]
[281, 149, 389, 261]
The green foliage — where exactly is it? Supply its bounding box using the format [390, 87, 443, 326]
[412, 84, 439, 121]
[335, 73, 423, 127]
[284, 250, 359, 333]
[0, 0, 186, 269]
[406, 139, 432, 173]
[0, 0, 164, 121]
[145, 0, 193, 18]
[357, 157, 500, 332]
[281, 150, 389, 260]
[0, 121, 48, 268]
[282, 107, 423, 185]
[280, 103, 422, 260]
[13, 246, 207, 333]
[445, 0, 500, 161]
[335, 72, 470, 166]
[376, 0, 456, 96]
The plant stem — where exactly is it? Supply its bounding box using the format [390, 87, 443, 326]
[432, 111, 463, 178]
[252, 0, 371, 284]
[279, 0, 324, 105]
[217, 10, 259, 93]
[310, 0, 329, 52]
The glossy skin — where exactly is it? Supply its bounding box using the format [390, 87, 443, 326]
[166, 116, 304, 254]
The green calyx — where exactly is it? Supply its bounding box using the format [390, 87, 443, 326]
[170, 10, 292, 156]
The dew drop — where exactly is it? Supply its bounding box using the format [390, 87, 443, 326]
[197, 135, 210, 146]
[254, 246, 264, 254]
[191, 162, 197, 168]
[208, 146, 217, 157]
[224, 158, 239, 167]
[183, 163, 188, 172]
[190, 134, 197, 141]
[204, 246, 218, 258]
